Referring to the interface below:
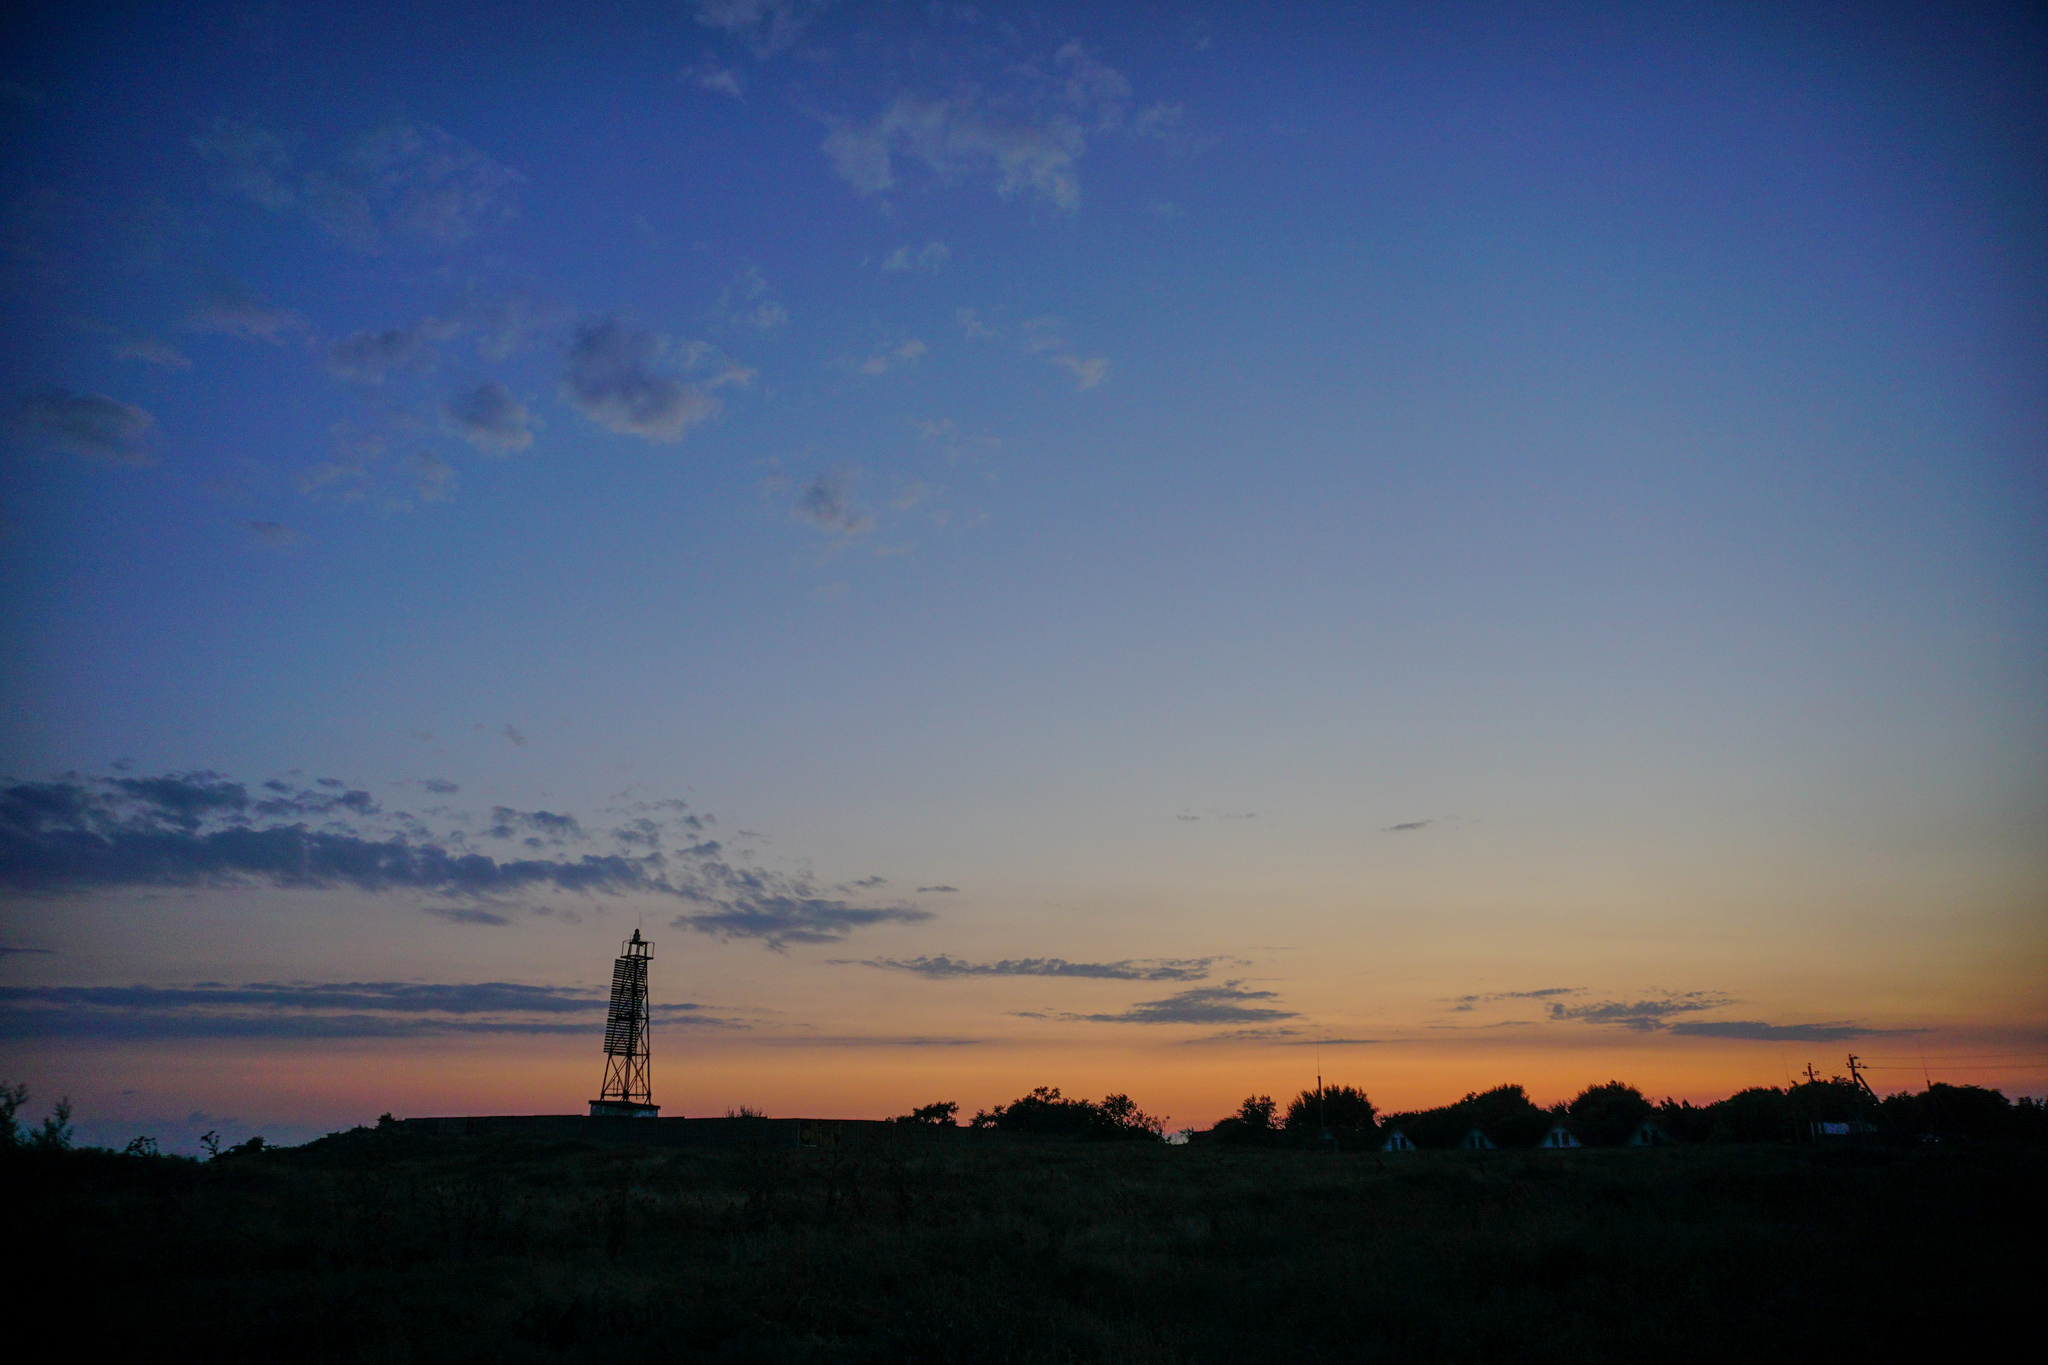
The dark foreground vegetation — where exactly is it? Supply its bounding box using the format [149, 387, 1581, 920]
[7, 1094, 2044, 1363]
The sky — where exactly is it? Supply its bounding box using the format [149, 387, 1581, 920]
[1, 0, 2043, 1151]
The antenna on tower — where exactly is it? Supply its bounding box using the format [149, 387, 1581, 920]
[589, 928, 659, 1118]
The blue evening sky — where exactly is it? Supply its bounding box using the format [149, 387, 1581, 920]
[2, 1, 2042, 1141]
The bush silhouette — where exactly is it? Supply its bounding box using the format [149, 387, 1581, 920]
[891, 1100, 960, 1126]
[971, 1087, 1162, 1141]
[1567, 1081, 1653, 1147]
[1283, 1085, 1376, 1135]
[1207, 1094, 1282, 1145]
[1383, 1084, 1552, 1149]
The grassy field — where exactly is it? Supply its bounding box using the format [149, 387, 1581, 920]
[9, 1127, 2042, 1363]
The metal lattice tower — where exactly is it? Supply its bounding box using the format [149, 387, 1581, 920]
[589, 929, 658, 1117]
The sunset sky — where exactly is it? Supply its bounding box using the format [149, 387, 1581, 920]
[2, 1, 2043, 1151]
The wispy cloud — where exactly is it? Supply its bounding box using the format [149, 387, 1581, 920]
[1548, 992, 1735, 1032]
[111, 336, 191, 370]
[819, 40, 1170, 213]
[692, 0, 822, 59]
[198, 117, 523, 252]
[443, 381, 533, 453]
[1669, 1020, 1918, 1042]
[793, 472, 871, 534]
[849, 955, 1217, 982]
[1022, 981, 1296, 1026]
[185, 281, 307, 344]
[1449, 987, 1583, 1012]
[560, 318, 721, 443]
[882, 241, 949, 272]
[852, 338, 926, 377]
[676, 897, 929, 951]
[0, 769, 930, 950]
[325, 316, 457, 383]
[0, 980, 734, 1039]
[243, 520, 309, 548]
[682, 61, 745, 99]
[8, 384, 155, 465]
[1383, 819, 1432, 833]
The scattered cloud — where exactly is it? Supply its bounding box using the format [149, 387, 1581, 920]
[793, 472, 871, 534]
[294, 425, 384, 504]
[1449, 987, 1582, 1011]
[306, 122, 522, 252]
[1020, 316, 1105, 388]
[561, 318, 719, 442]
[715, 264, 787, 332]
[1, 769, 933, 953]
[325, 316, 456, 383]
[9, 384, 155, 465]
[824, 93, 1086, 210]
[0, 979, 734, 1039]
[852, 954, 1217, 982]
[955, 307, 994, 339]
[486, 805, 586, 847]
[1668, 1020, 1919, 1042]
[0, 946, 53, 956]
[243, 520, 309, 547]
[420, 778, 460, 795]
[501, 724, 527, 746]
[1024, 981, 1296, 1026]
[111, 336, 192, 370]
[675, 898, 930, 951]
[443, 381, 533, 453]
[192, 117, 299, 211]
[853, 337, 926, 376]
[185, 282, 306, 343]
[692, 0, 822, 58]
[1384, 819, 1432, 833]
[916, 885, 958, 894]
[198, 118, 522, 252]
[404, 450, 455, 503]
[882, 240, 949, 272]
[1548, 992, 1735, 1032]
[683, 61, 745, 99]
[820, 41, 1171, 212]
[1052, 354, 1108, 389]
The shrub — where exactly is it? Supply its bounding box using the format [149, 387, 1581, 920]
[971, 1087, 1163, 1141]
[1382, 1084, 1552, 1149]
[1207, 1094, 1281, 1145]
[891, 1101, 959, 1126]
[1567, 1081, 1653, 1147]
[1283, 1085, 1376, 1135]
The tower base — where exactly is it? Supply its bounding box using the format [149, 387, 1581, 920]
[589, 1100, 660, 1118]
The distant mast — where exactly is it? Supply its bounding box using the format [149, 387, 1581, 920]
[590, 929, 659, 1118]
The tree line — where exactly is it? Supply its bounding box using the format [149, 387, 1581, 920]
[894, 1076, 2048, 1147]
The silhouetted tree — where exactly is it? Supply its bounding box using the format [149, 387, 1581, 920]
[1653, 1097, 1711, 1143]
[1207, 1094, 1282, 1145]
[1283, 1085, 1376, 1135]
[1880, 1084, 2017, 1140]
[971, 1087, 1162, 1140]
[891, 1100, 959, 1126]
[1567, 1082, 1653, 1147]
[0, 1082, 25, 1146]
[1382, 1084, 1552, 1149]
[1089, 1094, 1165, 1142]
[1700, 1087, 1795, 1143]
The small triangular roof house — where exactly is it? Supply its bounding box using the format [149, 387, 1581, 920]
[1460, 1127, 1495, 1150]
[1539, 1123, 1582, 1149]
[1381, 1128, 1416, 1151]
[1627, 1119, 1673, 1147]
